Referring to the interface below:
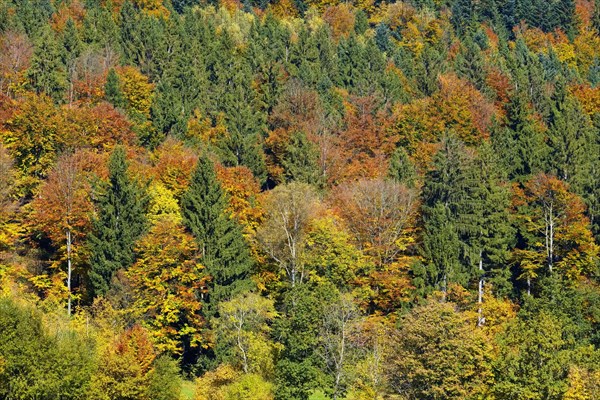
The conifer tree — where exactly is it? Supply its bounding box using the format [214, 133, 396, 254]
[547, 93, 595, 192]
[459, 143, 515, 320]
[181, 155, 254, 317]
[282, 131, 322, 187]
[387, 146, 417, 188]
[88, 146, 148, 297]
[492, 89, 549, 181]
[26, 25, 67, 102]
[420, 135, 471, 294]
[104, 68, 126, 109]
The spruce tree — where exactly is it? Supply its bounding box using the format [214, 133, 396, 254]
[458, 143, 515, 311]
[181, 155, 254, 317]
[387, 146, 417, 188]
[26, 25, 67, 102]
[282, 131, 322, 187]
[421, 203, 462, 296]
[492, 89, 549, 181]
[104, 68, 125, 109]
[547, 93, 595, 191]
[88, 146, 148, 297]
[420, 135, 471, 294]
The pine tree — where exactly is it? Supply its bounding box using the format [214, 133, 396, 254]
[88, 146, 148, 297]
[181, 155, 254, 318]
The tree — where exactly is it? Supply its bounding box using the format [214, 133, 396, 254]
[332, 179, 417, 267]
[387, 146, 417, 188]
[26, 25, 67, 102]
[419, 135, 471, 295]
[458, 144, 515, 321]
[547, 94, 596, 193]
[257, 182, 319, 287]
[386, 300, 494, 399]
[512, 174, 598, 288]
[104, 68, 126, 109]
[88, 146, 148, 297]
[492, 307, 579, 399]
[181, 155, 254, 317]
[0, 298, 96, 399]
[492, 88, 548, 181]
[30, 152, 94, 315]
[281, 131, 323, 187]
[127, 217, 207, 356]
[0, 31, 33, 97]
[90, 325, 181, 400]
[2, 93, 68, 195]
[318, 293, 360, 400]
[215, 293, 279, 376]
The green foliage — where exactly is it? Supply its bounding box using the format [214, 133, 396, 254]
[387, 299, 494, 399]
[0, 298, 95, 399]
[26, 25, 67, 102]
[105, 68, 126, 109]
[88, 146, 148, 297]
[181, 155, 254, 317]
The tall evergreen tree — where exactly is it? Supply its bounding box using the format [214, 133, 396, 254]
[492, 89, 549, 181]
[181, 155, 254, 317]
[282, 131, 322, 187]
[26, 25, 67, 102]
[387, 146, 417, 188]
[88, 146, 148, 297]
[420, 135, 471, 294]
[104, 68, 125, 109]
[458, 144, 515, 317]
[547, 93, 595, 191]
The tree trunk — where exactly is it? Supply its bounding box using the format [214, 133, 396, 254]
[66, 229, 72, 316]
[477, 250, 484, 327]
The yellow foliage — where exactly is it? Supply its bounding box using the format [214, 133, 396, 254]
[573, 29, 600, 74]
[134, 0, 170, 18]
[269, 0, 299, 19]
[195, 364, 239, 400]
[116, 66, 154, 118]
[146, 182, 182, 225]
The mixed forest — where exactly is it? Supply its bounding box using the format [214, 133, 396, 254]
[1, 0, 600, 398]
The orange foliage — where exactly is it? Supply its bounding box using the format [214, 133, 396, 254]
[486, 67, 512, 111]
[151, 138, 198, 198]
[65, 103, 137, 150]
[323, 4, 356, 41]
[570, 84, 600, 116]
[215, 164, 264, 234]
[72, 51, 116, 103]
[434, 73, 494, 143]
[514, 174, 599, 280]
[575, 0, 595, 29]
[326, 95, 396, 184]
[114, 325, 156, 374]
[50, 0, 86, 32]
[0, 32, 32, 98]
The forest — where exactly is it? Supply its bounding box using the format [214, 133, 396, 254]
[0, 0, 599, 398]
